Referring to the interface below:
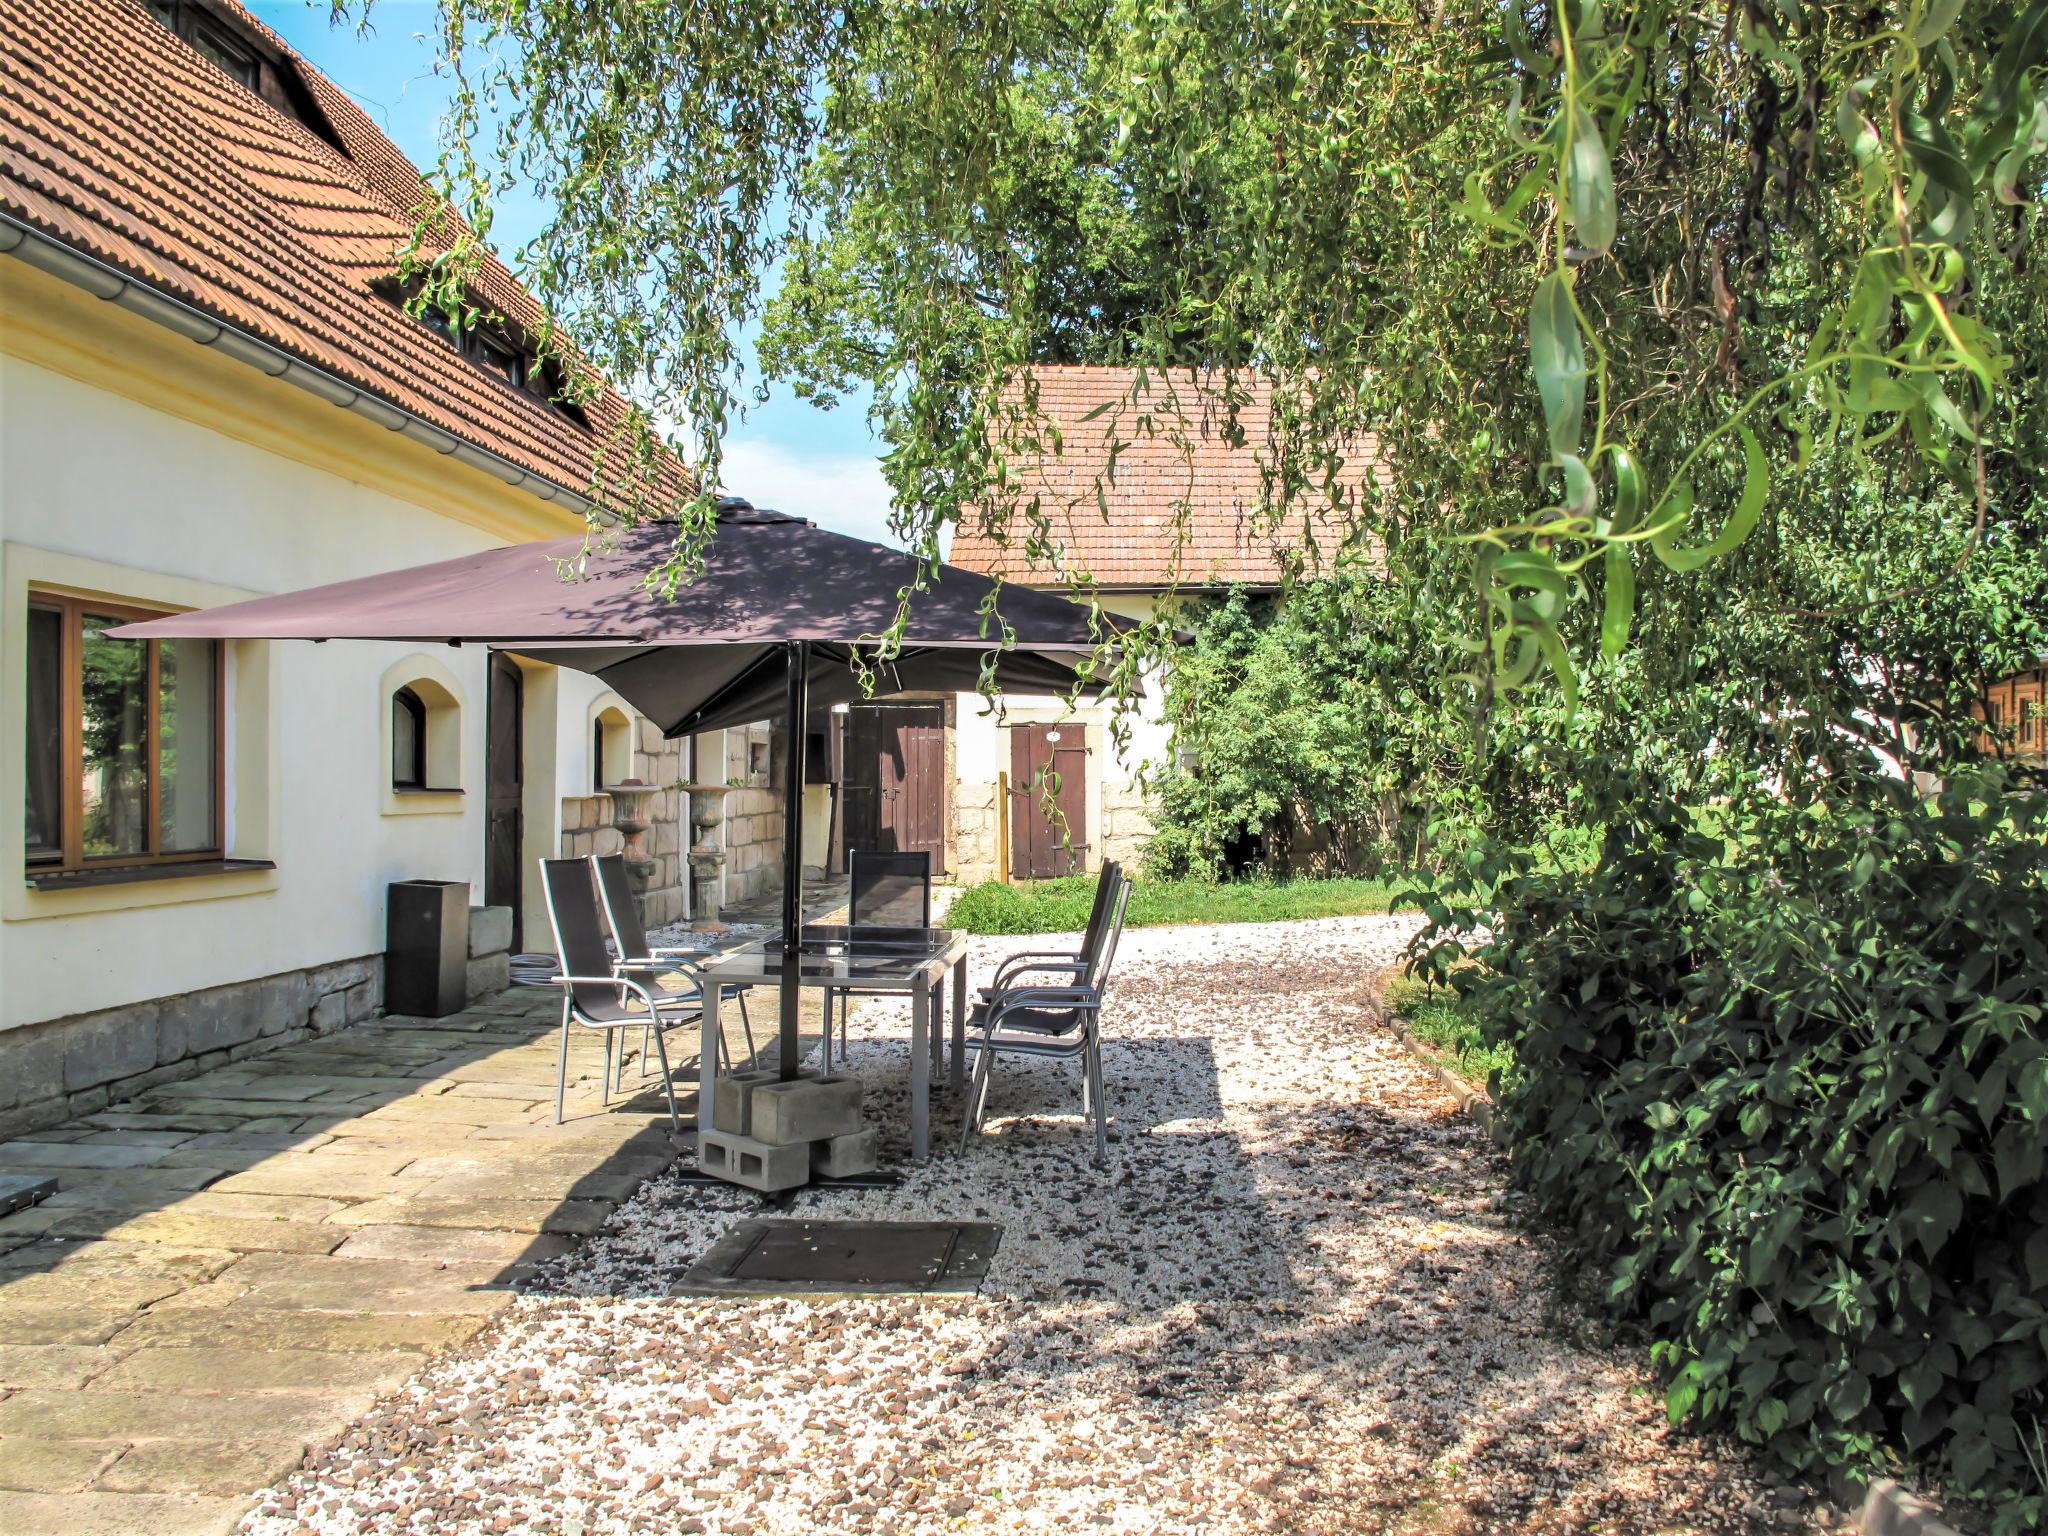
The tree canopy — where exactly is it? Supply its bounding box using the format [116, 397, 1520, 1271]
[378, 0, 2046, 718]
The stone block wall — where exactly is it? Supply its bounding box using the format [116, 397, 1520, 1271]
[558, 711, 690, 931]
[0, 954, 384, 1140]
[1101, 780, 1158, 872]
[723, 723, 785, 904]
[953, 779, 1002, 886]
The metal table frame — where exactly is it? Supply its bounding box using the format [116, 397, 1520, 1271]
[697, 925, 969, 1161]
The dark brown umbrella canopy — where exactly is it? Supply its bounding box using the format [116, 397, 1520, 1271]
[116, 503, 1115, 733]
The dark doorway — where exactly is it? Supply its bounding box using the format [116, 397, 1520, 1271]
[842, 704, 946, 869]
[485, 654, 524, 949]
[1009, 723, 1088, 879]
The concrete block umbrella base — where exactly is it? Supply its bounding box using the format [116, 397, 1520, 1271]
[749, 1075, 863, 1147]
[697, 1130, 812, 1193]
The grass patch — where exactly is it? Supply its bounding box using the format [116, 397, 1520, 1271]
[1382, 974, 1511, 1090]
[944, 874, 1403, 936]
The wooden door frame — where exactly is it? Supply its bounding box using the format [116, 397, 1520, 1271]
[485, 652, 525, 951]
[841, 701, 948, 871]
[1008, 721, 1089, 879]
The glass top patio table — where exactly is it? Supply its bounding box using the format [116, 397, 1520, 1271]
[693, 925, 971, 1163]
[704, 924, 969, 989]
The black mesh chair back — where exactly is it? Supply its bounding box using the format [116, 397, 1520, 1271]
[1079, 861, 1122, 960]
[1088, 875, 1134, 989]
[850, 849, 933, 928]
[540, 859, 619, 1015]
[591, 854, 652, 959]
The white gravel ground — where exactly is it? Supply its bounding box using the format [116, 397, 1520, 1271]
[243, 914, 1839, 1535]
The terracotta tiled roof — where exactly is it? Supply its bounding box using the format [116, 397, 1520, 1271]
[949, 365, 1385, 588]
[0, 0, 686, 508]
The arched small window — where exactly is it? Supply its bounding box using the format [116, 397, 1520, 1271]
[392, 686, 427, 789]
[592, 704, 632, 789]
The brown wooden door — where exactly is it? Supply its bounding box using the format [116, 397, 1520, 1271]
[1009, 724, 1087, 879]
[843, 704, 946, 868]
[485, 654, 524, 950]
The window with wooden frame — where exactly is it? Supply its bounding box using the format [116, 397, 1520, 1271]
[24, 593, 223, 873]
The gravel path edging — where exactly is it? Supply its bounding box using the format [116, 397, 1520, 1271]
[1380, 1006, 1497, 1142]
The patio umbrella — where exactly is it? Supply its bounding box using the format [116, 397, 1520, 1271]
[116, 498, 1119, 1084]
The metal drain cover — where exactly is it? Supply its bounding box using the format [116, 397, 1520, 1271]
[680, 1218, 1001, 1296]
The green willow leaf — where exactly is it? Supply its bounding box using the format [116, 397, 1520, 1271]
[1566, 106, 1616, 254]
[1650, 425, 1766, 572]
[1915, 0, 1967, 46]
[1981, 0, 2048, 121]
[1559, 452, 1598, 518]
[1535, 624, 1580, 714]
[1530, 270, 1587, 459]
[1605, 445, 1644, 534]
[1901, 113, 1976, 242]
[1836, 75, 1884, 172]
[1600, 543, 1635, 658]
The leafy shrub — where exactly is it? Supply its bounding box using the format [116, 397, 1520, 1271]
[1146, 579, 1571, 880]
[945, 873, 1399, 935]
[1412, 766, 2048, 1528]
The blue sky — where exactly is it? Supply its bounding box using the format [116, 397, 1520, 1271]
[246, 1, 902, 546]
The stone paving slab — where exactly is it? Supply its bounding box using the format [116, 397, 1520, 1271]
[92, 1345, 425, 1396]
[153, 1253, 522, 1320]
[325, 1195, 615, 1235]
[112, 1307, 489, 1354]
[0, 1436, 127, 1492]
[0, 1341, 118, 1388]
[330, 1223, 575, 1268]
[96, 1440, 308, 1498]
[0, 1489, 249, 1535]
[0, 1142, 174, 1170]
[42, 1210, 350, 1255]
[0, 1304, 139, 1346]
[0, 980, 735, 1528]
[0, 1387, 375, 1442]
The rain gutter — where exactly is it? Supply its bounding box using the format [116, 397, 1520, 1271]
[0, 210, 594, 518]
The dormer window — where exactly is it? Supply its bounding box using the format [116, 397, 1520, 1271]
[148, 0, 346, 151]
[152, 2, 260, 91]
[473, 331, 526, 389]
[371, 277, 589, 427]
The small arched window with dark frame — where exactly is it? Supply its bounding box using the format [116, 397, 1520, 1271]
[392, 686, 428, 789]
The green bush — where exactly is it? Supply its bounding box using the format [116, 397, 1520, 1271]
[945, 873, 1400, 935]
[1412, 766, 2048, 1528]
[1145, 579, 1572, 881]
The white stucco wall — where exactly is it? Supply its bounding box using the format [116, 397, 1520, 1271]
[0, 339, 620, 1031]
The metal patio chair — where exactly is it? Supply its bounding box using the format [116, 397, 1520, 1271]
[590, 853, 756, 1088]
[539, 857, 691, 1132]
[820, 849, 933, 1068]
[976, 860, 1122, 1004]
[959, 872, 1131, 1166]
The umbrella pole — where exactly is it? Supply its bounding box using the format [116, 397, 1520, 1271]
[778, 639, 808, 1082]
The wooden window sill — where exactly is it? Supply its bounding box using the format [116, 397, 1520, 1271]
[25, 858, 277, 892]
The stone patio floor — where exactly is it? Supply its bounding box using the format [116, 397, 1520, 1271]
[0, 980, 782, 1535]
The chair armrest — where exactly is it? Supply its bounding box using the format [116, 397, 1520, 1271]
[993, 948, 1083, 983]
[988, 986, 1098, 1022]
[618, 953, 708, 977]
[558, 974, 696, 1019]
[988, 957, 1086, 990]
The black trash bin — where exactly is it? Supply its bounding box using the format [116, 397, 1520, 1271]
[386, 880, 470, 1018]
